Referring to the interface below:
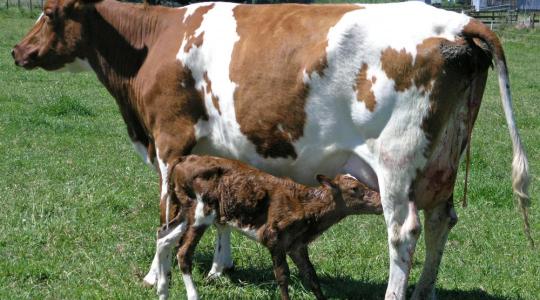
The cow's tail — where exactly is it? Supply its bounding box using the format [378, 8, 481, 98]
[463, 19, 533, 247]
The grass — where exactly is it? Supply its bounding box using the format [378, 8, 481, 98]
[1, 9, 539, 300]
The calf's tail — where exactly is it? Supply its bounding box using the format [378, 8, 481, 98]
[462, 19, 533, 247]
[165, 157, 184, 229]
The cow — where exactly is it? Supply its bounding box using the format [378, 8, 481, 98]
[12, 1, 530, 299]
[157, 154, 382, 300]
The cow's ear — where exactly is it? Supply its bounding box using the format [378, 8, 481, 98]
[316, 174, 337, 189]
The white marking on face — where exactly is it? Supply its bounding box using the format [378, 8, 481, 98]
[193, 192, 215, 226]
[36, 12, 44, 24]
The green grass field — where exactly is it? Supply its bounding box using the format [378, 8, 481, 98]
[1, 9, 539, 300]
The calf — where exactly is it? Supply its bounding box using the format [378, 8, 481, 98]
[155, 155, 382, 300]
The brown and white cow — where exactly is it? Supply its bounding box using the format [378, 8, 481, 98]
[13, 1, 530, 299]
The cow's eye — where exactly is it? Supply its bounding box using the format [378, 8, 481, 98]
[44, 8, 55, 22]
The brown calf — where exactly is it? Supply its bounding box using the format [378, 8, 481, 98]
[155, 155, 382, 300]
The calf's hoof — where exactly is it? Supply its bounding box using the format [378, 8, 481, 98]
[142, 272, 157, 288]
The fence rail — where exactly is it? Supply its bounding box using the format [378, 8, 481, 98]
[466, 10, 539, 29]
[467, 10, 513, 29]
[4, 0, 43, 11]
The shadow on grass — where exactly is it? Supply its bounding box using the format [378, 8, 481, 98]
[194, 250, 512, 300]
[319, 274, 514, 300]
[218, 265, 513, 300]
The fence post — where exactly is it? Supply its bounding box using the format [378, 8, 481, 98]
[533, 13, 536, 29]
[17, 0, 19, 9]
[29, 0, 32, 12]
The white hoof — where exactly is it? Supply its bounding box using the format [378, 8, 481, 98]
[143, 271, 157, 288]
[206, 270, 222, 282]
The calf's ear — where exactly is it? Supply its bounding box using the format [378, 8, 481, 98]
[316, 174, 337, 189]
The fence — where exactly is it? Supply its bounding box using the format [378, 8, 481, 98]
[467, 9, 519, 29]
[4, 0, 43, 11]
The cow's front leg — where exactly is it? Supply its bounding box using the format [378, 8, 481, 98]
[144, 131, 195, 287]
[411, 197, 457, 300]
[380, 172, 422, 300]
[207, 224, 234, 280]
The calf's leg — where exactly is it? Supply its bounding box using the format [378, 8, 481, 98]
[177, 225, 208, 300]
[289, 245, 326, 300]
[207, 224, 234, 279]
[271, 249, 291, 300]
[411, 198, 457, 300]
[155, 221, 188, 300]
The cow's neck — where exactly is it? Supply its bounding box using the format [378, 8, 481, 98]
[84, 0, 171, 142]
[85, 1, 164, 98]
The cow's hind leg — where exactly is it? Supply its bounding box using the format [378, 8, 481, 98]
[411, 197, 458, 300]
[207, 224, 234, 280]
[378, 167, 422, 300]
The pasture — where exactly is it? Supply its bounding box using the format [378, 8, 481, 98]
[1, 9, 539, 300]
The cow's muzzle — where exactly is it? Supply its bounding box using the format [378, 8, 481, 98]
[12, 44, 38, 69]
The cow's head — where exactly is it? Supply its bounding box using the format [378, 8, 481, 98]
[12, 0, 95, 70]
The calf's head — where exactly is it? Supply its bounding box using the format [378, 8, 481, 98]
[317, 174, 382, 214]
[12, 0, 95, 70]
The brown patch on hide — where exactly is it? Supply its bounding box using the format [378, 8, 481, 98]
[230, 4, 360, 159]
[354, 63, 377, 111]
[203, 72, 221, 114]
[182, 4, 214, 53]
[380, 38, 445, 93]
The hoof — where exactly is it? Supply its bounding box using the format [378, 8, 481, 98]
[205, 272, 222, 283]
[142, 272, 157, 288]
[206, 263, 235, 281]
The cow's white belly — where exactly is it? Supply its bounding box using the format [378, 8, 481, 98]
[191, 121, 372, 187]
